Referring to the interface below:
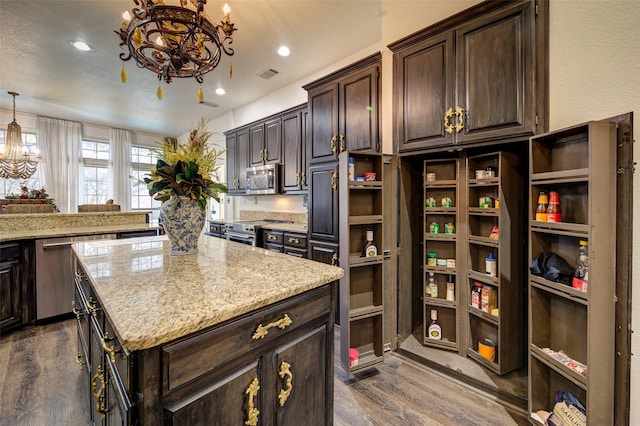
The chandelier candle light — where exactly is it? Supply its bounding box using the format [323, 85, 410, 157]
[116, 0, 237, 101]
[0, 92, 40, 180]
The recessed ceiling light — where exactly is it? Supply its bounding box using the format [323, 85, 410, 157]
[277, 46, 290, 57]
[70, 41, 91, 51]
[215, 88, 226, 95]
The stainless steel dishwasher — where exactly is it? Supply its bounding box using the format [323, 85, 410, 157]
[35, 234, 116, 320]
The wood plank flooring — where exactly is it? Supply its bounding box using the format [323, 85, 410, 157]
[1, 320, 527, 425]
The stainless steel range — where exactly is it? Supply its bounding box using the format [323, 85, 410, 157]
[224, 220, 292, 247]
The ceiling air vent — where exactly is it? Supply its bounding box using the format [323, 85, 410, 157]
[257, 68, 279, 80]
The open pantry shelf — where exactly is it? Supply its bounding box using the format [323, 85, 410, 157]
[339, 151, 387, 374]
[528, 120, 617, 424]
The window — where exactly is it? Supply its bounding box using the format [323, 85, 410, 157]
[81, 140, 110, 204]
[130, 145, 161, 222]
[0, 130, 42, 197]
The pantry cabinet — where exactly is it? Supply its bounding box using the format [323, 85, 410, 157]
[527, 121, 617, 424]
[465, 152, 524, 375]
[338, 152, 387, 373]
[304, 52, 381, 165]
[390, 0, 547, 153]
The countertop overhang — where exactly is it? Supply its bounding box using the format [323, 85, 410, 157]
[73, 236, 343, 351]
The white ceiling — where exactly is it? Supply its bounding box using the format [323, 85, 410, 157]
[0, 1, 381, 137]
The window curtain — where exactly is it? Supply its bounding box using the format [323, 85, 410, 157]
[110, 128, 131, 211]
[36, 116, 81, 213]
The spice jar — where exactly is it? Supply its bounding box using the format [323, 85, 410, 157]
[427, 252, 437, 267]
[471, 281, 483, 309]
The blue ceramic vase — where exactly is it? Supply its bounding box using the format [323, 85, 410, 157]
[160, 196, 205, 255]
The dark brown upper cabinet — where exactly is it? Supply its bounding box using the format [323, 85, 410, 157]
[390, 0, 548, 153]
[281, 106, 308, 194]
[249, 117, 281, 166]
[225, 127, 249, 194]
[304, 52, 381, 164]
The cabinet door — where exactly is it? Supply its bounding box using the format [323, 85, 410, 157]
[307, 82, 339, 164]
[339, 65, 380, 153]
[235, 129, 250, 193]
[308, 163, 339, 242]
[249, 124, 265, 166]
[394, 31, 454, 152]
[281, 111, 303, 193]
[272, 326, 329, 426]
[264, 118, 282, 164]
[454, 0, 535, 144]
[164, 361, 261, 426]
[0, 257, 21, 333]
[225, 132, 238, 192]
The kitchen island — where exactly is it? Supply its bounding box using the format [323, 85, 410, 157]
[72, 235, 343, 425]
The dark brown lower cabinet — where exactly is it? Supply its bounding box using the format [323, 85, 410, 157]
[74, 260, 335, 425]
[1, 241, 34, 335]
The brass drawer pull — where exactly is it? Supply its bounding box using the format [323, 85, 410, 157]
[339, 134, 345, 152]
[101, 332, 116, 364]
[87, 298, 99, 317]
[91, 366, 107, 419]
[267, 234, 278, 241]
[76, 355, 86, 369]
[278, 361, 293, 406]
[245, 378, 260, 426]
[252, 314, 292, 340]
[331, 253, 338, 266]
[287, 237, 300, 245]
[72, 302, 83, 320]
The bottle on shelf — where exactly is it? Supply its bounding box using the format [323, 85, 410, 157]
[572, 240, 589, 292]
[485, 252, 497, 277]
[348, 156, 355, 181]
[362, 230, 378, 257]
[489, 226, 499, 240]
[471, 281, 483, 309]
[446, 275, 455, 301]
[535, 191, 548, 221]
[546, 191, 562, 222]
[427, 309, 442, 340]
[427, 272, 437, 297]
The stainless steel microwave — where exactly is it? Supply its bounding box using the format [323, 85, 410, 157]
[246, 164, 279, 195]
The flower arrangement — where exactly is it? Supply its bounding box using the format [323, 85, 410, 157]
[144, 118, 227, 210]
[6, 184, 56, 205]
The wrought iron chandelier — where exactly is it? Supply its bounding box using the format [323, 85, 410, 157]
[116, 0, 237, 101]
[0, 92, 40, 180]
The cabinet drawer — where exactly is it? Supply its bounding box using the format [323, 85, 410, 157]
[209, 223, 224, 235]
[264, 242, 284, 253]
[0, 243, 19, 262]
[263, 229, 284, 244]
[162, 284, 332, 394]
[283, 232, 307, 249]
[284, 247, 307, 258]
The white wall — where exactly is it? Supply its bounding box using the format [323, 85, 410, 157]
[228, 0, 639, 422]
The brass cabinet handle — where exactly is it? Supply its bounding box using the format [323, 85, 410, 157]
[331, 172, 337, 190]
[339, 134, 345, 152]
[330, 135, 338, 153]
[72, 302, 83, 320]
[101, 332, 116, 365]
[267, 234, 278, 241]
[76, 355, 86, 369]
[87, 299, 99, 317]
[252, 314, 293, 340]
[443, 107, 455, 134]
[278, 361, 293, 406]
[91, 366, 107, 419]
[287, 237, 300, 244]
[331, 253, 338, 266]
[295, 172, 301, 186]
[245, 378, 260, 426]
[300, 172, 305, 186]
[454, 106, 465, 133]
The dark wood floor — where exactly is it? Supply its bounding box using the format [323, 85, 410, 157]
[0, 320, 527, 425]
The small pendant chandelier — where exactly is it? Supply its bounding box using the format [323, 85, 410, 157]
[116, 0, 237, 101]
[0, 92, 40, 180]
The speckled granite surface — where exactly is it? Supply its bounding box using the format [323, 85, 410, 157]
[0, 212, 159, 242]
[73, 235, 343, 351]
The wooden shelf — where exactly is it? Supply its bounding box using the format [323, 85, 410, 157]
[348, 254, 383, 267]
[468, 208, 499, 216]
[530, 168, 589, 183]
[423, 298, 456, 308]
[424, 233, 457, 242]
[467, 349, 498, 373]
[468, 178, 500, 186]
[349, 306, 383, 320]
[467, 270, 499, 287]
[530, 276, 588, 305]
[530, 344, 587, 390]
[468, 236, 499, 248]
[530, 221, 589, 236]
[468, 306, 499, 325]
[348, 215, 383, 225]
[424, 207, 457, 214]
[347, 181, 383, 189]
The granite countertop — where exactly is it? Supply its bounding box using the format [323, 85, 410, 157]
[0, 223, 161, 242]
[73, 235, 343, 351]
